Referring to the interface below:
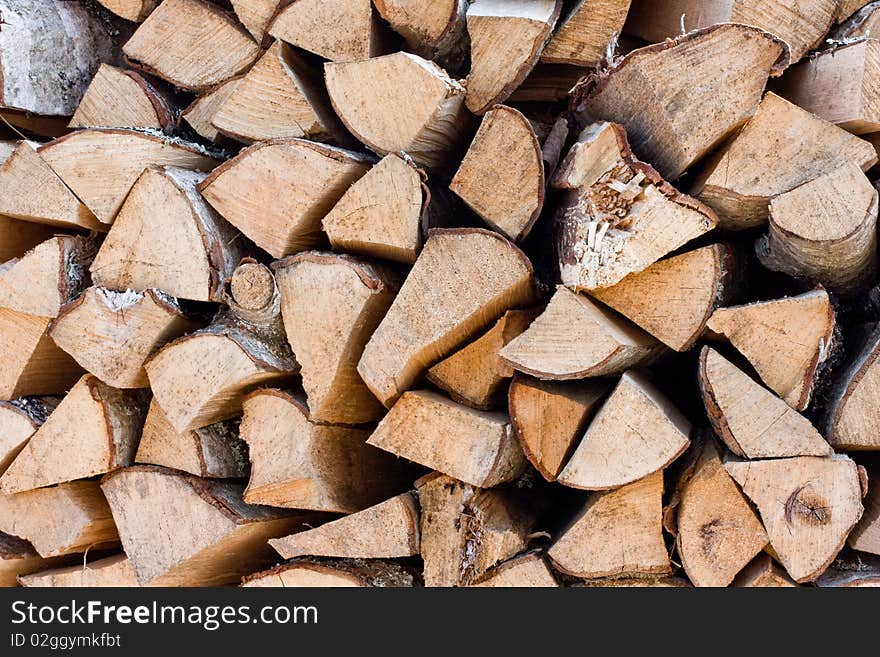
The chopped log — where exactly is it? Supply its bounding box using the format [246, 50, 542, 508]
[0, 216, 57, 263]
[692, 93, 877, 229]
[823, 325, 880, 450]
[0, 397, 58, 475]
[725, 455, 865, 583]
[733, 554, 798, 587]
[0, 0, 123, 116]
[590, 245, 736, 352]
[212, 42, 348, 144]
[324, 52, 468, 169]
[417, 473, 535, 587]
[557, 371, 691, 490]
[269, 0, 386, 62]
[706, 288, 835, 411]
[509, 63, 587, 103]
[101, 466, 312, 586]
[470, 551, 559, 587]
[373, 0, 469, 70]
[134, 400, 247, 479]
[230, 0, 280, 43]
[0, 308, 84, 399]
[541, 0, 631, 66]
[815, 553, 880, 587]
[243, 558, 416, 587]
[38, 129, 221, 224]
[757, 164, 878, 295]
[180, 78, 242, 144]
[427, 310, 535, 411]
[699, 347, 832, 459]
[97, 1, 158, 22]
[274, 253, 395, 424]
[848, 465, 880, 555]
[0, 111, 71, 139]
[49, 287, 201, 389]
[69, 64, 174, 132]
[123, 0, 260, 92]
[499, 286, 662, 380]
[554, 122, 717, 291]
[0, 481, 119, 557]
[90, 166, 243, 302]
[0, 375, 148, 494]
[576, 575, 690, 587]
[0, 235, 95, 318]
[832, 1, 880, 36]
[0, 533, 69, 588]
[368, 390, 526, 488]
[358, 229, 535, 407]
[270, 493, 420, 559]
[241, 389, 414, 512]
[199, 139, 371, 258]
[675, 441, 768, 587]
[837, 0, 874, 21]
[322, 153, 427, 264]
[509, 375, 609, 482]
[0, 140, 102, 231]
[573, 24, 788, 180]
[464, 0, 562, 115]
[20, 553, 139, 587]
[548, 471, 670, 579]
[449, 105, 544, 241]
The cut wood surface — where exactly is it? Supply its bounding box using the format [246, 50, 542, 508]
[97, 1, 158, 22]
[499, 286, 662, 380]
[824, 325, 880, 450]
[541, 0, 631, 66]
[450, 105, 544, 241]
[0, 217, 57, 264]
[231, 0, 280, 43]
[699, 347, 832, 459]
[269, 0, 384, 62]
[374, 0, 468, 69]
[470, 551, 558, 587]
[101, 466, 311, 586]
[180, 78, 242, 144]
[548, 471, 670, 579]
[557, 371, 691, 490]
[692, 93, 878, 229]
[20, 553, 139, 588]
[848, 465, 880, 555]
[733, 553, 798, 587]
[368, 390, 526, 488]
[725, 455, 865, 583]
[574, 24, 788, 180]
[270, 493, 420, 560]
[274, 252, 397, 424]
[0, 374, 148, 494]
[0, 533, 67, 588]
[243, 559, 416, 588]
[0, 398, 58, 476]
[358, 229, 535, 407]
[706, 288, 835, 411]
[69, 64, 173, 132]
[757, 164, 879, 295]
[123, 0, 260, 92]
[199, 139, 371, 258]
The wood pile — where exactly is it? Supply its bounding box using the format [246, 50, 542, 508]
[2, 0, 880, 589]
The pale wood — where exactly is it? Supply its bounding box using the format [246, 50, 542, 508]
[470, 551, 559, 587]
[243, 559, 416, 587]
[465, 0, 562, 114]
[274, 252, 396, 424]
[69, 64, 173, 132]
[20, 554, 139, 588]
[554, 122, 717, 291]
[418, 473, 535, 587]
[558, 371, 691, 490]
[135, 400, 247, 479]
[706, 288, 836, 411]
[0, 481, 119, 557]
[541, 0, 631, 66]
[325, 52, 468, 169]
[181, 78, 242, 143]
[849, 464, 880, 555]
[832, 0, 880, 34]
[838, 0, 874, 21]
[0, 398, 58, 476]
[0, 533, 68, 588]
[0, 216, 56, 263]
[574, 24, 788, 180]
[231, 0, 280, 43]
[39, 129, 221, 224]
[427, 310, 535, 410]
[199, 139, 371, 258]
[90, 166, 243, 301]
[322, 153, 427, 264]
[98, 0, 158, 22]
[692, 93, 878, 229]
[123, 0, 260, 92]
[576, 575, 690, 587]
[227, 260, 282, 329]
[101, 466, 311, 586]
[0, 111, 70, 138]
[758, 164, 878, 294]
[0, 235, 95, 318]
[591, 244, 735, 352]
[358, 229, 535, 406]
[374, 0, 469, 70]
[699, 347, 832, 459]
[0, 140, 101, 231]
[0, 374, 148, 494]
[824, 325, 880, 449]
[450, 105, 544, 241]
[548, 471, 670, 579]
[675, 440, 768, 587]
[49, 287, 200, 389]
[509, 375, 609, 482]
[241, 389, 413, 513]
[270, 493, 420, 560]
[500, 286, 662, 380]
[733, 553, 798, 587]
[725, 455, 865, 583]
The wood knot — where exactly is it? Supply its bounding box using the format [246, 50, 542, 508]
[784, 484, 831, 527]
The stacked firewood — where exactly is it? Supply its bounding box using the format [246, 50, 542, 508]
[1, 0, 880, 588]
